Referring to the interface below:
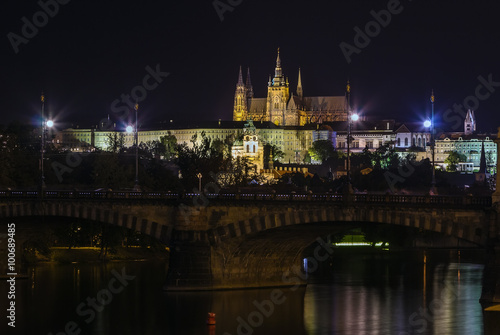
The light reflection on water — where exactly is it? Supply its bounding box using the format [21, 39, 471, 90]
[0, 250, 490, 335]
[303, 251, 485, 335]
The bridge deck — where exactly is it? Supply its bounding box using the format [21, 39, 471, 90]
[0, 190, 492, 208]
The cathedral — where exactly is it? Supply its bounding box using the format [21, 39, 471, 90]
[233, 50, 348, 126]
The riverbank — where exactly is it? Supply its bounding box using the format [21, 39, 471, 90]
[27, 246, 170, 263]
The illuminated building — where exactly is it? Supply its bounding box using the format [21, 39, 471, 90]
[233, 50, 347, 126]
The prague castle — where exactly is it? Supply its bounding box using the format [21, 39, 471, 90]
[50, 51, 497, 173]
[233, 50, 347, 126]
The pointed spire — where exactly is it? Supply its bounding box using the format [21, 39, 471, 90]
[246, 67, 254, 98]
[480, 141, 487, 173]
[246, 67, 252, 87]
[273, 48, 284, 85]
[464, 109, 475, 135]
[237, 66, 244, 86]
[297, 68, 303, 98]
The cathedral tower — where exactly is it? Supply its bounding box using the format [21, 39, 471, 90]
[233, 66, 248, 121]
[266, 49, 290, 126]
[464, 109, 476, 135]
[297, 68, 303, 98]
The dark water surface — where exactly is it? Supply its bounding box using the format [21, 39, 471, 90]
[0, 249, 495, 335]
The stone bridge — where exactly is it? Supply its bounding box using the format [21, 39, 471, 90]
[1, 190, 500, 303]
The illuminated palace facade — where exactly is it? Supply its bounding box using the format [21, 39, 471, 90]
[233, 50, 347, 126]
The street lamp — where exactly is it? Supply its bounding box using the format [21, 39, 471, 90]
[430, 90, 436, 194]
[134, 103, 139, 191]
[40, 93, 54, 192]
[197, 173, 202, 193]
[127, 104, 140, 191]
[347, 111, 359, 192]
[345, 80, 359, 193]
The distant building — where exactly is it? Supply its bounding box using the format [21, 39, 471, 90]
[231, 120, 265, 171]
[233, 50, 347, 126]
[432, 110, 497, 173]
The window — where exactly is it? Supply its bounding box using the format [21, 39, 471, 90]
[404, 138, 408, 146]
[397, 138, 401, 146]
[246, 145, 249, 153]
[253, 145, 255, 153]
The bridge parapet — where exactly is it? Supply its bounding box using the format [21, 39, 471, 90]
[0, 190, 492, 208]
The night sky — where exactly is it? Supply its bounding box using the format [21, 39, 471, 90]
[2, 0, 500, 132]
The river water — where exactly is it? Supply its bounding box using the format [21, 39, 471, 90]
[0, 249, 496, 335]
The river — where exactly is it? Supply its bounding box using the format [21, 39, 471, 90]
[0, 249, 496, 335]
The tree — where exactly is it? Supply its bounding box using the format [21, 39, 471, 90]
[263, 144, 284, 164]
[92, 153, 129, 189]
[372, 144, 399, 170]
[307, 140, 337, 163]
[175, 132, 229, 190]
[106, 133, 125, 153]
[350, 147, 372, 170]
[444, 151, 466, 172]
[140, 140, 165, 159]
[159, 131, 177, 160]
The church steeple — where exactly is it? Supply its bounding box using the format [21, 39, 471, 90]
[464, 109, 476, 135]
[297, 68, 303, 98]
[237, 66, 244, 86]
[233, 66, 248, 121]
[267, 48, 290, 126]
[246, 67, 254, 99]
[272, 48, 286, 86]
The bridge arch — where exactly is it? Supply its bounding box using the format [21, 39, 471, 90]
[0, 201, 174, 244]
[166, 201, 495, 291]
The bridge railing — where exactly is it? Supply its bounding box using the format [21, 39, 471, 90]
[0, 190, 492, 207]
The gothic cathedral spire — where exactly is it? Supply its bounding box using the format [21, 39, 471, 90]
[233, 66, 248, 121]
[246, 67, 254, 99]
[464, 109, 476, 135]
[267, 48, 290, 125]
[272, 48, 286, 86]
[297, 68, 303, 98]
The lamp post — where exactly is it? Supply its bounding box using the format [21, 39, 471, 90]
[134, 103, 139, 191]
[40, 93, 45, 193]
[197, 173, 202, 193]
[126, 104, 140, 191]
[430, 90, 436, 194]
[40, 93, 54, 192]
[345, 81, 358, 193]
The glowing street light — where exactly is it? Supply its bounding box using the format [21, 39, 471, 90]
[133, 103, 139, 191]
[126, 125, 133, 133]
[40, 94, 53, 192]
[426, 90, 437, 194]
[197, 173, 202, 193]
[345, 81, 359, 194]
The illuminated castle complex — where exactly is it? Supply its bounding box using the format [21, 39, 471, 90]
[233, 50, 347, 126]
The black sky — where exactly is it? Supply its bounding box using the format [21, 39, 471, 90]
[2, 0, 500, 132]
